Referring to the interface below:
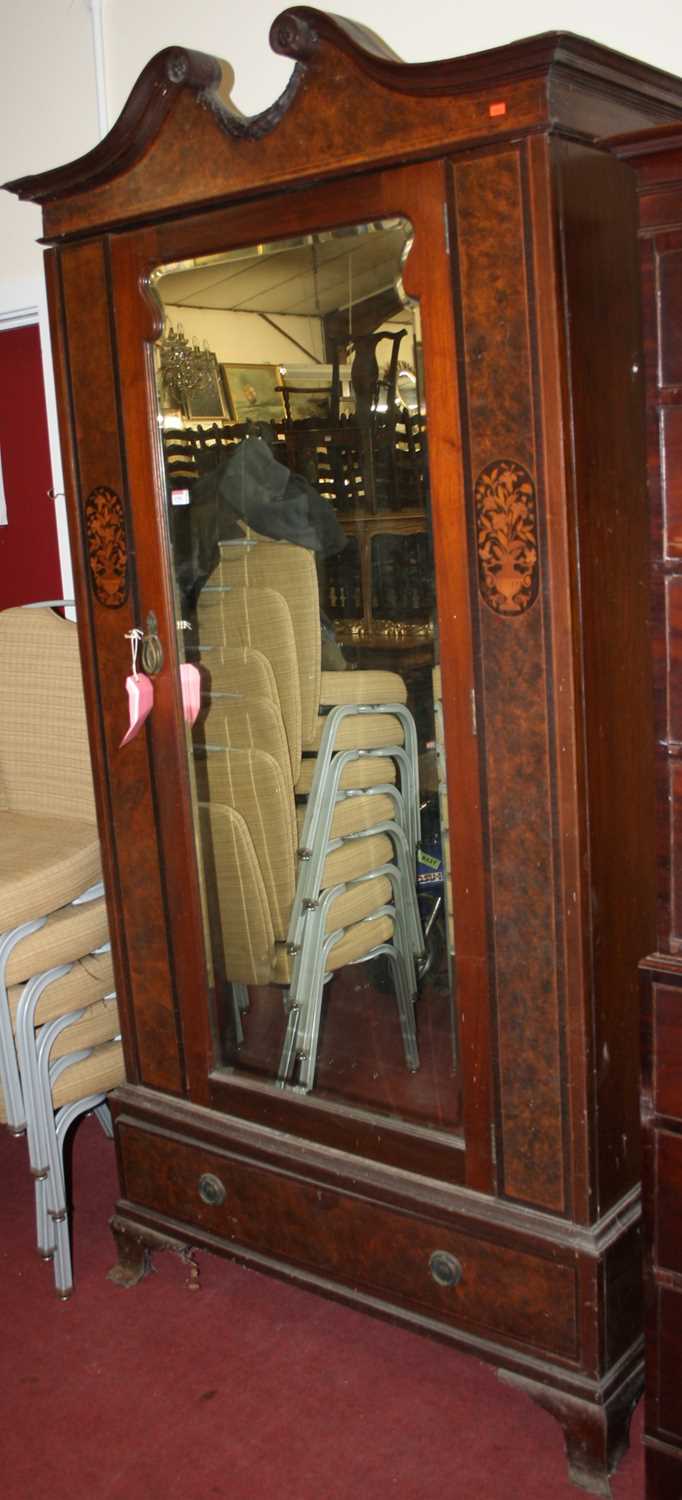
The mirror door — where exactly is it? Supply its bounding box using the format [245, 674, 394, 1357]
[109, 161, 491, 1187]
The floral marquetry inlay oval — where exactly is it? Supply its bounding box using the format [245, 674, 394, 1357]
[474, 459, 539, 617]
[83, 485, 129, 608]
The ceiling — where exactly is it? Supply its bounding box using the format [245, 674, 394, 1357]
[155, 223, 411, 320]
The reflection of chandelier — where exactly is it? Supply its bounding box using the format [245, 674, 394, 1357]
[158, 324, 213, 403]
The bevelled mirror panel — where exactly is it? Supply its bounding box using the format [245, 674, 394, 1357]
[152, 219, 461, 1134]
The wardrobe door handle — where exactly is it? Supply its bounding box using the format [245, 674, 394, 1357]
[141, 610, 164, 675]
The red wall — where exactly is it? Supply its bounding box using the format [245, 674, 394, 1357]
[0, 324, 62, 609]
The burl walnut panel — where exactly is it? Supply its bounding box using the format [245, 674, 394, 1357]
[57, 241, 184, 1095]
[450, 146, 565, 1213]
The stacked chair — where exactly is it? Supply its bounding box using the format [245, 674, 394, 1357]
[0, 606, 123, 1297]
[190, 521, 425, 1090]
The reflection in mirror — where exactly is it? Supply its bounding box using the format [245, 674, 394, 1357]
[153, 219, 460, 1135]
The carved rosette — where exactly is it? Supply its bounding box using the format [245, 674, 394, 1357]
[474, 459, 539, 616]
[83, 485, 129, 608]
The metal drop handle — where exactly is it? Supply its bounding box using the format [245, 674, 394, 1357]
[141, 610, 164, 675]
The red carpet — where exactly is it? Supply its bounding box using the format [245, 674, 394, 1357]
[0, 1116, 644, 1500]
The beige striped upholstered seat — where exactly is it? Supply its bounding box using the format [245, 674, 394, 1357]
[0, 607, 102, 929]
[3, 894, 109, 987]
[0, 608, 97, 823]
[0, 813, 101, 932]
[48, 1039, 124, 1114]
[0, 990, 120, 1128]
[6, 948, 115, 1032]
[295, 754, 397, 796]
[0, 606, 123, 1297]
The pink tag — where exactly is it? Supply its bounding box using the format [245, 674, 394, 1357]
[180, 662, 202, 726]
[119, 673, 154, 746]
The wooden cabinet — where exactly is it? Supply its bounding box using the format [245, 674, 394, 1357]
[8, 13, 682, 1493]
[609, 124, 682, 1500]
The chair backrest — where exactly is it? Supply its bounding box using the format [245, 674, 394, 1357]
[198, 645, 279, 705]
[217, 529, 321, 746]
[198, 802, 277, 987]
[199, 696, 291, 791]
[196, 584, 302, 781]
[0, 608, 97, 823]
[197, 746, 296, 943]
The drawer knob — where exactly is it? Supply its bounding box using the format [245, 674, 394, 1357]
[198, 1172, 226, 1206]
[429, 1250, 463, 1288]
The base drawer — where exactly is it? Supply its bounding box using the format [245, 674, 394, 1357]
[117, 1120, 579, 1363]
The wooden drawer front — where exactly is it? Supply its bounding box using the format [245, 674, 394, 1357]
[654, 984, 682, 1120]
[662, 407, 682, 559]
[657, 1286, 682, 1442]
[657, 1131, 682, 1273]
[118, 1123, 578, 1362]
[658, 248, 682, 387]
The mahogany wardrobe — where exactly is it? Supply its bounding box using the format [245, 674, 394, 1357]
[8, 11, 682, 1495]
[609, 122, 682, 1500]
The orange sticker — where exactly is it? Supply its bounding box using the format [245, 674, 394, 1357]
[489, 101, 507, 118]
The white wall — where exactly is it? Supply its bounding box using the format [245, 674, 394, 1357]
[2, 0, 682, 587]
[4, 0, 682, 311]
[161, 306, 325, 367]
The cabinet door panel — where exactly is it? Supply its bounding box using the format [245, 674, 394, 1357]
[449, 146, 566, 1213]
[662, 407, 682, 557]
[657, 1286, 682, 1441]
[658, 248, 682, 387]
[654, 983, 682, 1120]
[656, 1131, 682, 1272]
[56, 239, 185, 1094]
[103, 164, 493, 1186]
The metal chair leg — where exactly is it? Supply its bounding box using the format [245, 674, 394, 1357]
[0, 919, 46, 1131]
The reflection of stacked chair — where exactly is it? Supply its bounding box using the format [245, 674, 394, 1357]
[191, 528, 424, 1090]
[0, 606, 123, 1297]
[431, 666, 456, 971]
